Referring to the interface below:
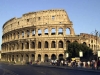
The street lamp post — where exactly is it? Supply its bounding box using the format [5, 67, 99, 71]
[79, 50, 83, 61]
[66, 52, 69, 60]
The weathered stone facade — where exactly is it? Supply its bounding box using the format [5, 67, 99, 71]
[1, 9, 100, 63]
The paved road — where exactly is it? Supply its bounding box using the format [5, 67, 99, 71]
[0, 63, 100, 75]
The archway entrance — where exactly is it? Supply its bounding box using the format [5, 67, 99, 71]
[32, 54, 35, 61]
[38, 54, 41, 61]
[44, 54, 48, 62]
[26, 54, 29, 63]
[51, 54, 56, 60]
[59, 54, 63, 60]
[12, 55, 14, 61]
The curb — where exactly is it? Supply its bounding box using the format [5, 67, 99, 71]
[34, 64, 100, 73]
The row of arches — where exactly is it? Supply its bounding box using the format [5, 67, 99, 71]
[2, 53, 64, 62]
[2, 40, 64, 51]
[2, 27, 74, 43]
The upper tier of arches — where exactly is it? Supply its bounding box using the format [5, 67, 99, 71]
[3, 9, 72, 34]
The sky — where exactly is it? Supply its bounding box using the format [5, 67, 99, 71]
[0, 0, 100, 49]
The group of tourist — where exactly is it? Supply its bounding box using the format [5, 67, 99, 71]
[50, 59, 100, 70]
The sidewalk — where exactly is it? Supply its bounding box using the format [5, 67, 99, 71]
[36, 62, 100, 73]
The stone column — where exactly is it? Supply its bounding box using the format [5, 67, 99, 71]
[29, 54, 32, 62]
[30, 29, 32, 38]
[49, 40, 51, 50]
[42, 28, 44, 36]
[49, 28, 51, 36]
[41, 54, 44, 62]
[63, 28, 66, 36]
[56, 27, 58, 35]
[56, 40, 58, 49]
[29, 40, 31, 50]
[35, 28, 38, 36]
[35, 53, 38, 61]
[18, 54, 21, 62]
[23, 53, 26, 63]
[48, 54, 51, 60]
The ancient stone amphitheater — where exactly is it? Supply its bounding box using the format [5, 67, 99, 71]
[1, 9, 100, 63]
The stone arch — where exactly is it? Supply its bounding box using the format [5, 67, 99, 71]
[16, 55, 18, 62]
[38, 29, 42, 36]
[66, 40, 70, 50]
[12, 55, 14, 61]
[83, 42, 87, 45]
[32, 29, 35, 36]
[45, 41, 48, 48]
[38, 41, 41, 48]
[26, 54, 29, 62]
[73, 40, 78, 43]
[59, 54, 63, 60]
[31, 41, 35, 49]
[51, 28, 56, 35]
[20, 54, 23, 61]
[89, 44, 90, 48]
[51, 41, 56, 48]
[17, 32, 20, 38]
[44, 54, 48, 62]
[25, 42, 29, 49]
[66, 28, 70, 35]
[44, 28, 48, 35]
[58, 28, 63, 35]
[31, 54, 35, 61]
[26, 30, 30, 37]
[58, 40, 63, 48]
[51, 54, 56, 60]
[38, 54, 41, 61]
[22, 31, 24, 38]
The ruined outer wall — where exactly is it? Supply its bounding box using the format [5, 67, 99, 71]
[3, 9, 72, 35]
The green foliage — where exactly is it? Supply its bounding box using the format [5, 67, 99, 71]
[66, 42, 93, 60]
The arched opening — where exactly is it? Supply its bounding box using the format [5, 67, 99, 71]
[38, 29, 42, 36]
[26, 54, 29, 63]
[66, 40, 70, 50]
[58, 41, 63, 48]
[25, 42, 29, 49]
[44, 54, 48, 62]
[27, 30, 30, 37]
[89, 44, 90, 48]
[22, 31, 24, 38]
[31, 42, 35, 49]
[32, 30, 35, 36]
[31, 54, 35, 61]
[51, 28, 56, 35]
[21, 43, 24, 50]
[16, 55, 18, 62]
[59, 54, 63, 60]
[38, 42, 41, 48]
[66, 28, 70, 35]
[51, 41, 56, 48]
[17, 32, 19, 38]
[58, 28, 63, 35]
[12, 55, 14, 61]
[20, 54, 23, 61]
[38, 54, 41, 61]
[74, 40, 78, 43]
[45, 41, 48, 48]
[83, 42, 87, 45]
[44, 28, 48, 35]
[51, 54, 56, 60]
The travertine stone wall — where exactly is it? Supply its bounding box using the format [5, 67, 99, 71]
[1, 9, 100, 63]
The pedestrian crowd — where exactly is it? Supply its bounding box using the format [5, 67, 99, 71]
[50, 59, 100, 70]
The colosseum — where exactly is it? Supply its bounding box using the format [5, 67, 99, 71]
[1, 9, 100, 63]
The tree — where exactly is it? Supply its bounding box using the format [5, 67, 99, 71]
[66, 42, 93, 61]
